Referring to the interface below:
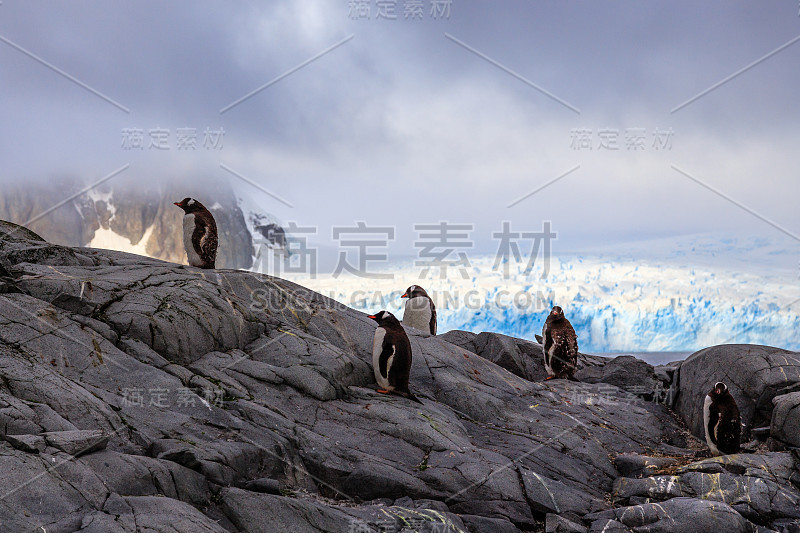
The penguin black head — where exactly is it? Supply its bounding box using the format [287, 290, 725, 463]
[174, 197, 207, 214]
[549, 306, 565, 320]
[710, 381, 729, 397]
[402, 285, 429, 299]
[368, 310, 401, 327]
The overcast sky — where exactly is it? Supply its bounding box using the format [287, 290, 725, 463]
[1, 1, 798, 259]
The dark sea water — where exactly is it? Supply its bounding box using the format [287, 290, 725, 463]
[595, 351, 694, 366]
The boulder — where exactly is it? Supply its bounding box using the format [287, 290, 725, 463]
[771, 392, 800, 448]
[577, 355, 663, 401]
[672, 344, 800, 439]
[586, 497, 754, 533]
[440, 330, 547, 381]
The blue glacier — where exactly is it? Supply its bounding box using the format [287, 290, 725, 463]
[279, 233, 800, 354]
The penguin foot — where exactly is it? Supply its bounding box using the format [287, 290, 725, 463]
[377, 389, 390, 394]
[544, 376, 555, 381]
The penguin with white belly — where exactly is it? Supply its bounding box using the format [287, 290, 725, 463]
[401, 285, 437, 335]
[368, 311, 422, 403]
[703, 381, 741, 456]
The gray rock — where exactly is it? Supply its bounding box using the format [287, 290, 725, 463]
[613, 454, 680, 478]
[546, 514, 588, 532]
[438, 329, 479, 352]
[461, 514, 522, 533]
[3, 433, 46, 453]
[653, 360, 681, 385]
[242, 477, 283, 494]
[97, 494, 229, 533]
[587, 497, 754, 533]
[771, 392, 800, 448]
[441, 330, 547, 382]
[612, 453, 800, 528]
[221, 488, 468, 533]
[577, 355, 662, 401]
[43, 430, 109, 457]
[520, 467, 607, 515]
[771, 519, 800, 533]
[587, 519, 631, 533]
[2, 222, 798, 532]
[672, 344, 800, 439]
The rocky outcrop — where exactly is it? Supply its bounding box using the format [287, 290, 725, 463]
[0, 220, 798, 532]
[611, 453, 800, 528]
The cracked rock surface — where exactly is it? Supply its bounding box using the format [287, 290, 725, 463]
[0, 221, 798, 533]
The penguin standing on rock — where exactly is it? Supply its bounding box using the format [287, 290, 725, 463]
[174, 198, 218, 269]
[541, 305, 578, 380]
[704, 381, 741, 456]
[401, 285, 437, 335]
[368, 311, 422, 403]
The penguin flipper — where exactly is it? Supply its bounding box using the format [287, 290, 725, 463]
[706, 403, 720, 445]
[378, 340, 395, 380]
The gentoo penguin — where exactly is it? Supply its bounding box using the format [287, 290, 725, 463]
[703, 381, 741, 456]
[401, 285, 437, 335]
[368, 311, 422, 403]
[541, 305, 578, 380]
[174, 198, 218, 269]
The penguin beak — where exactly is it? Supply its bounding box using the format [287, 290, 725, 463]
[401, 292, 408, 298]
[173, 202, 181, 207]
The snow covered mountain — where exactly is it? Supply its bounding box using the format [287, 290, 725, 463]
[284, 235, 800, 353]
[0, 177, 275, 270]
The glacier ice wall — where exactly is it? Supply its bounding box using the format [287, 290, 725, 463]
[287, 254, 800, 353]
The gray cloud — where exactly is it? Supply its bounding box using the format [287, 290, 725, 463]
[0, 0, 797, 256]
